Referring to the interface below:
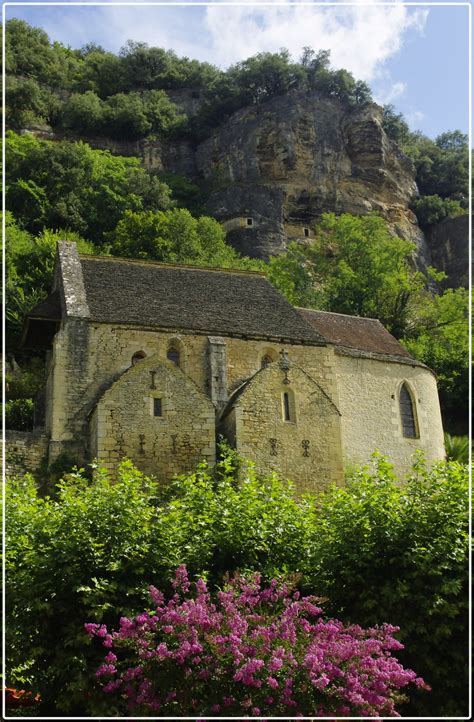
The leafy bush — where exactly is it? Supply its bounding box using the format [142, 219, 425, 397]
[305, 453, 469, 717]
[6, 454, 468, 716]
[86, 567, 428, 717]
[108, 208, 261, 270]
[5, 398, 34, 430]
[6, 463, 159, 714]
[444, 433, 470, 463]
[412, 194, 464, 227]
[5, 132, 173, 244]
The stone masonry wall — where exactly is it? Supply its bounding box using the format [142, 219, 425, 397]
[50, 321, 335, 460]
[5, 430, 49, 477]
[92, 353, 216, 480]
[334, 352, 445, 477]
[226, 362, 344, 493]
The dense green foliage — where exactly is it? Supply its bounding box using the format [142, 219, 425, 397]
[269, 213, 425, 338]
[5, 19, 372, 143]
[6, 132, 173, 244]
[108, 208, 261, 269]
[382, 107, 468, 224]
[4, 213, 95, 347]
[6, 453, 468, 716]
[5, 398, 34, 430]
[268, 213, 468, 431]
[412, 194, 464, 227]
[62, 89, 186, 139]
[401, 286, 468, 432]
[444, 433, 470, 463]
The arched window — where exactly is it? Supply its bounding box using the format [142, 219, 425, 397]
[399, 383, 418, 438]
[261, 354, 273, 369]
[131, 351, 146, 365]
[167, 346, 180, 366]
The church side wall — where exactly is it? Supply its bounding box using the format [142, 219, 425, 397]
[53, 323, 335, 432]
[334, 353, 445, 477]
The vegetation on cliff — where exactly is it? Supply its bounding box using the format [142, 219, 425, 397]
[5, 19, 468, 230]
[382, 107, 468, 224]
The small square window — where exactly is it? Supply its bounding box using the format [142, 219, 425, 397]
[153, 398, 162, 417]
[246, 217, 253, 227]
[303, 227, 310, 237]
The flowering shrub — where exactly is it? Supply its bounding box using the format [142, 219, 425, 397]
[86, 566, 428, 717]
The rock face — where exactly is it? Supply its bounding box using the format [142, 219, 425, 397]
[191, 90, 428, 264]
[33, 89, 430, 265]
[424, 214, 469, 289]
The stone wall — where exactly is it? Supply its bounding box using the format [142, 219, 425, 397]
[91, 353, 216, 480]
[334, 351, 445, 476]
[222, 362, 344, 493]
[4, 429, 49, 477]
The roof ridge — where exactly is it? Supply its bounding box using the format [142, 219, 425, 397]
[297, 307, 383, 324]
[79, 253, 266, 277]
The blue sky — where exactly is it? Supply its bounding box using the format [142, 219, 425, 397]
[4, 1, 470, 139]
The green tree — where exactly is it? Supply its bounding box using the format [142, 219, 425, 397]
[412, 194, 464, 228]
[108, 208, 260, 269]
[270, 213, 425, 338]
[6, 454, 468, 716]
[382, 104, 413, 146]
[62, 91, 104, 134]
[402, 287, 468, 432]
[5, 131, 173, 244]
[5, 213, 94, 348]
[72, 45, 125, 97]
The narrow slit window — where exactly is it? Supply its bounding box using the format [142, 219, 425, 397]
[153, 398, 162, 417]
[283, 392, 291, 422]
[399, 383, 417, 438]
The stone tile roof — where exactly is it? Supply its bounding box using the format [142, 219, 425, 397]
[77, 256, 326, 344]
[297, 307, 417, 362]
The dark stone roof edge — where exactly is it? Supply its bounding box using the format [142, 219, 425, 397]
[86, 319, 326, 346]
[333, 345, 431, 371]
[79, 253, 266, 277]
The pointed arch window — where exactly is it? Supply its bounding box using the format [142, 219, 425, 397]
[399, 383, 418, 438]
[167, 346, 180, 367]
[261, 354, 273, 369]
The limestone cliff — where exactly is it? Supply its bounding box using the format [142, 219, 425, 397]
[424, 214, 469, 289]
[192, 90, 427, 262]
[34, 89, 430, 265]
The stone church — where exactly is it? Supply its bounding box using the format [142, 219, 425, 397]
[21, 242, 445, 490]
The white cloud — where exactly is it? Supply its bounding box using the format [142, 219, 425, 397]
[374, 80, 406, 106]
[202, 2, 429, 80]
[11, 2, 428, 93]
[405, 110, 425, 129]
